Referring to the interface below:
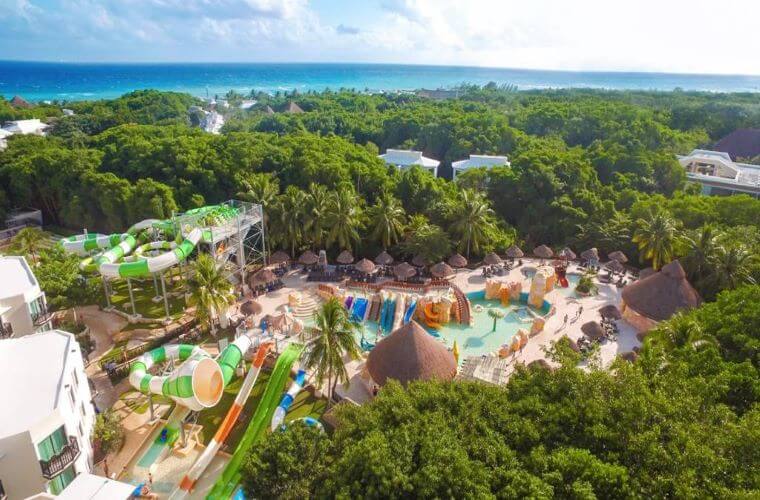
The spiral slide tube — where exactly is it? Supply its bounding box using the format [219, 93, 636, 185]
[270, 368, 307, 431]
[171, 342, 273, 499]
[100, 228, 203, 278]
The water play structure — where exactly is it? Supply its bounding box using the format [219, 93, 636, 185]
[271, 368, 307, 431]
[60, 201, 265, 321]
[207, 343, 304, 500]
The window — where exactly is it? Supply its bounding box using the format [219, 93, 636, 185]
[80, 402, 87, 419]
[68, 385, 76, 408]
[47, 464, 75, 495]
[71, 370, 79, 391]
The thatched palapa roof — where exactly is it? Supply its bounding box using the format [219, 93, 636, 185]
[505, 245, 523, 259]
[448, 253, 468, 268]
[621, 260, 702, 322]
[482, 252, 502, 265]
[605, 259, 625, 274]
[336, 250, 354, 264]
[581, 248, 599, 261]
[249, 268, 276, 287]
[354, 258, 376, 274]
[10, 95, 32, 108]
[608, 250, 628, 263]
[599, 304, 622, 320]
[581, 321, 605, 340]
[269, 250, 290, 264]
[375, 250, 394, 265]
[430, 261, 454, 278]
[533, 245, 554, 259]
[393, 262, 416, 280]
[240, 300, 263, 316]
[558, 247, 576, 260]
[298, 250, 319, 265]
[367, 321, 457, 386]
[285, 101, 304, 113]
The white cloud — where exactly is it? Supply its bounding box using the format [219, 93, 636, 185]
[0, 0, 758, 74]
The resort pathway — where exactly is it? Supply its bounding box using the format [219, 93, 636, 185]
[79, 305, 129, 410]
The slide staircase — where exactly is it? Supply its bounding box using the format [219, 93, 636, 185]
[292, 292, 319, 319]
[206, 343, 304, 500]
[451, 285, 471, 325]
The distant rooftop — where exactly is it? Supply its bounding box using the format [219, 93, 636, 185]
[452, 154, 510, 170]
[0, 330, 75, 438]
[0, 256, 39, 301]
[714, 128, 760, 161]
[379, 149, 440, 168]
[678, 149, 760, 194]
[2, 118, 48, 135]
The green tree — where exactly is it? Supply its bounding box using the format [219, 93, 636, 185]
[236, 172, 279, 241]
[632, 210, 680, 270]
[713, 244, 756, 292]
[304, 183, 330, 249]
[186, 254, 235, 335]
[449, 189, 496, 257]
[400, 215, 452, 263]
[326, 187, 363, 252]
[92, 409, 125, 455]
[301, 297, 361, 401]
[367, 194, 406, 249]
[274, 186, 308, 257]
[11, 226, 46, 264]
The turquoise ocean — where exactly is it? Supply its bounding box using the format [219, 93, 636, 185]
[2, 61, 760, 102]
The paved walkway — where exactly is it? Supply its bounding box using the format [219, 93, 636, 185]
[79, 305, 129, 410]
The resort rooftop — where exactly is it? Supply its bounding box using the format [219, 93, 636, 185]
[678, 149, 760, 196]
[0, 255, 40, 301]
[0, 330, 77, 438]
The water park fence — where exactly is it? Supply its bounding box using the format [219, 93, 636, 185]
[101, 319, 199, 376]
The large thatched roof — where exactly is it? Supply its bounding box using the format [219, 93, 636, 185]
[298, 250, 319, 265]
[375, 250, 394, 265]
[448, 253, 468, 268]
[367, 321, 457, 386]
[285, 101, 304, 113]
[621, 260, 702, 322]
[249, 268, 276, 287]
[505, 245, 523, 259]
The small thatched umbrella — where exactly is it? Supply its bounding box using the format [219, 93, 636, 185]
[269, 250, 290, 265]
[599, 304, 622, 320]
[393, 262, 417, 280]
[533, 245, 554, 259]
[263, 313, 294, 333]
[375, 250, 394, 266]
[430, 261, 454, 278]
[620, 351, 639, 363]
[580, 248, 599, 262]
[505, 245, 524, 259]
[605, 259, 625, 274]
[411, 254, 427, 268]
[249, 268, 276, 288]
[240, 299, 262, 316]
[608, 250, 628, 264]
[354, 258, 376, 275]
[483, 252, 502, 265]
[298, 250, 319, 265]
[558, 247, 576, 260]
[581, 321, 605, 341]
[448, 253, 468, 268]
[336, 250, 354, 265]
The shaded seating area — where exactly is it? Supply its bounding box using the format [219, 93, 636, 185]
[578, 319, 620, 353]
[248, 268, 284, 296]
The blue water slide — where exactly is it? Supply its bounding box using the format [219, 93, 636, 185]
[379, 298, 390, 331]
[351, 298, 368, 322]
[403, 300, 418, 324]
[383, 299, 396, 332]
[344, 295, 354, 310]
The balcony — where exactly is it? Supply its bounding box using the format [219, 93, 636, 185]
[39, 436, 79, 480]
[32, 309, 53, 327]
[0, 322, 11, 339]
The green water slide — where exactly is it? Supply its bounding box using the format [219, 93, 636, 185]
[206, 343, 304, 500]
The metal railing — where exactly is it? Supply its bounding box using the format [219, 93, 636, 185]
[39, 436, 79, 480]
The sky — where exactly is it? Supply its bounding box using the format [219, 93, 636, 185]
[1, 0, 759, 75]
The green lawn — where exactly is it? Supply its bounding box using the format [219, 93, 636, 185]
[108, 278, 186, 320]
[196, 367, 327, 450]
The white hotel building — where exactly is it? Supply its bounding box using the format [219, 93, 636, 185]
[0, 330, 96, 498]
[678, 149, 760, 197]
[0, 256, 53, 339]
[451, 154, 510, 179]
[379, 149, 440, 177]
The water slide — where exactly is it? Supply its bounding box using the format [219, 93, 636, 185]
[403, 299, 418, 324]
[171, 343, 272, 499]
[207, 343, 304, 500]
[99, 228, 202, 278]
[423, 302, 442, 330]
[344, 295, 354, 310]
[559, 276, 569, 288]
[391, 294, 405, 331]
[351, 297, 368, 323]
[378, 296, 390, 332]
[381, 295, 396, 333]
[270, 368, 307, 431]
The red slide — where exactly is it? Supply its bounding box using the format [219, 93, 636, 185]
[559, 276, 569, 288]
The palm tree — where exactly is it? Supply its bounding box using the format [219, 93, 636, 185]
[304, 183, 330, 249]
[236, 173, 279, 240]
[186, 254, 236, 336]
[326, 188, 363, 252]
[488, 308, 505, 332]
[368, 194, 406, 249]
[300, 298, 361, 401]
[449, 190, 496, 257]
[13, 227, 46, 265]
[275, 187, 307, 257]
[713, 244, 755, 291]
[632, 211, 680, 270]
[681, 225, 719, 287]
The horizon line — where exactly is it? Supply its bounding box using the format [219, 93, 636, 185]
[2, 59, 760, 79]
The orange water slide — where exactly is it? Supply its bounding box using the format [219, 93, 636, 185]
[423, 302, 442, 330]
